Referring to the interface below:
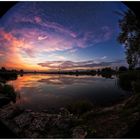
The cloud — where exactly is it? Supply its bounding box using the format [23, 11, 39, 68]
[38, 35, 48, 40]
[0, 51, 5, 56]
[38, 59, 125, 70]
[101, 56, 107, 60]
[0, 4, 114, 52]
[34, 16, 42, 23]
[90, 26, 113, 45]
[0, 28, 45, 70]
[48, 53, 67, 60]
[69, 48, 77, 53]
[0, 2, 115, 70]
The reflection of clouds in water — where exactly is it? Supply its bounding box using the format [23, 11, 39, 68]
[17, 89, 74, 111]
[15, 94, 31, 107]
[8, 74, 49, 91]
[8, 74, 104, 90]
[38, 75, 101, 85]
[59, 86, 66, 89]
[6, 74, 129, 111]
[43, 92, 58, 98]
[49, 79, 63, 84]
[12, 77, 73, 109]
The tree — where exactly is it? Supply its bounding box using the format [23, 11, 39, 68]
[119, 66, 128, 72]
[118, 10, 140, 69]
[20, 69, 24, 73]
[1, 67, 6, 72]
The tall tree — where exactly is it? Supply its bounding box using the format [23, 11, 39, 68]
[118, 10, 140, 69]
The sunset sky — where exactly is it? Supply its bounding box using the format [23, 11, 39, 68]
[0, 2, 128, 71]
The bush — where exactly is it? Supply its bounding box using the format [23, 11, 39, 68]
[118, 70, 140, 91]
[132, 81, 140, 93]
[0, 71, 17, 81]
[119, 66, 128, 72]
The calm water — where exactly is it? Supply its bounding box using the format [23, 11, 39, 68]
[8, 74, 130, 111]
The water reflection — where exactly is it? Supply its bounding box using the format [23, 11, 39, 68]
[7, 74, 130, 111]
[38, 75, 107, 85]
[0, 83, 19, 107]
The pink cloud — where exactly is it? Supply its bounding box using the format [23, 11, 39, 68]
[38, 35, 48, 40]
[13, 15, 77, 39]
[34, 16, 42, 23]
[0, 8, 114, 71]
[38, 60, 125, 70]
[0, 51, 4, 56]
[41, 20, 77, 38]
[0, 25, 114, 70]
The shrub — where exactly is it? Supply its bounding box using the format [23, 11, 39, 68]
[132, 81, 140, 93]
[119, 66, 128, 72]
[0, 71, 17, 81]
[118, 70, 140, 91]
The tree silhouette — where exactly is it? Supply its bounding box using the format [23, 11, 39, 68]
[20, 69, 24, 73]
[119, 66, 128, 72]
[1, 67, 6, 72]
[118, 10, 140, 69]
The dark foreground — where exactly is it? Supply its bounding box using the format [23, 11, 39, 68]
[123, 120, 140, 138]
[0, 120, 17, 138]
[0, 91, 140, 138]
[1, 121, 140, 138]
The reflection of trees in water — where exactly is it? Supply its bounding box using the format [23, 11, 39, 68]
[100, 73, 113, 79]
[0, 71, 19, 107]
[0, 83, 18, 107]
[33, 73, 115, 85]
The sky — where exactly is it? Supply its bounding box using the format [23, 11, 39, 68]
[0, 2, 129, 71]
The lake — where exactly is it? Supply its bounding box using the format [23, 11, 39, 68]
[8, 74, 131, 111]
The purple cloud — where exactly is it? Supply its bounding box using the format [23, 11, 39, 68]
[38, 59, 125, 70]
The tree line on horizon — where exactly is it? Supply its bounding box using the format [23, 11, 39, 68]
[0, 66, 129, 81]
[0, 66, 133, 75]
